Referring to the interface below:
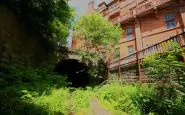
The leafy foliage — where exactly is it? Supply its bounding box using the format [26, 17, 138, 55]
[74, 13, 121, 52]
[141, 42, 185, 114]
[142, 42, 185, 95]
[76, 50, 108, 85]
[0, 63, 68, 114]
[5, 0, 74, 43]
[70, 88, 94, 114]
[96, 83, 139, 114]
[33, 88, 70, 115]
[73, 13, 122, 85]
[96, 83, 185, 115]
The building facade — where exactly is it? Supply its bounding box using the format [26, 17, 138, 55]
[77, 0, 185, 79]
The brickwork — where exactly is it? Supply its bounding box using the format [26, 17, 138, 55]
[85, 0, 185, 80]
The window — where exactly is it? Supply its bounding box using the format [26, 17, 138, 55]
[172, 37, 178, 43]
[114, 48, 120, 59]
[128, 45, 135, 55]
[126, 27, 133, 40]
[164, 13, 176, 29]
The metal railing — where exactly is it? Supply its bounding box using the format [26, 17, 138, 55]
[155, 0, 171, 6]
[109, 32, 185, 70]
[136, 0, 153, 14]
[111, 17, 119, 24]
[109, 3, 120, 14]
[96, 76, 155, 88]
[120, 10, 134, 22]
[120, 0, 171, 22]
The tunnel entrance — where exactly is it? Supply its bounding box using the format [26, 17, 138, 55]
[55, 59, 90, 87]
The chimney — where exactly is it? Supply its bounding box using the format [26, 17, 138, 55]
[88, 1, 95, 14]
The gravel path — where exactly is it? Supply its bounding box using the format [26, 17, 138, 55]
[89, 97, 111, 115]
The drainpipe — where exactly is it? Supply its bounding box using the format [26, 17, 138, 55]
[118, 19, 122, 80]
[135, 38, 142, 82]
[135, 19, 142, 82]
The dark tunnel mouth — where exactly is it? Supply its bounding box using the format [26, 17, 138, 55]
[55, 59, 90, 88]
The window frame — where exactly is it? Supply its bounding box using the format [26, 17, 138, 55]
[114, 48, 120, 59]
[125, 26, 134, 40]
[127, 45, 135, 55]
[164, 12, 177, 29]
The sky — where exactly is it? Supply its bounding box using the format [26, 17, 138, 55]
[68, 0, 112, 16]
[67, 0, 92, 48]
[68, 0, 92, 16]
[67, 0, 91, 48]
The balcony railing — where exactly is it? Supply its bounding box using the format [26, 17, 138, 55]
[119, 0, 171, 22]
[154, 0, 171, 6]
[136, 1, 153, 14]
[103, 10, 109, 16]
[97, 4, 107, 13]
[108, 2, 120, 15]
[109, 32, 185, 70]
[120, 10, 135, 22]
[111, 17, 119, 24]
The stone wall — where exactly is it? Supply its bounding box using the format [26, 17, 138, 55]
[0, 5, 55, 65]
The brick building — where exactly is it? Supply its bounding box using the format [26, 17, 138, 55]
[74, 0, 185, 80]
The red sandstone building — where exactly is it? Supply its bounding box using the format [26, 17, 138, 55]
[74, 0, 185, 80]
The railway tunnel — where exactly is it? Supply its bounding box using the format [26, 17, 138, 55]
[55, 59, 90, 87]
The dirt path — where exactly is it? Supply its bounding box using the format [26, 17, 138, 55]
[89, 97, 111, 115]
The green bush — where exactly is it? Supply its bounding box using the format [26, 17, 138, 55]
[1, 60, 185, 114]
[0, 63, 68, 114]
[141, 42, 185, 114]
[96, 83, 139, 114]
[32, 88, 70, 115]
[70, 88, 94, 114]
[96, 83, 185, 115]
[132, 84, 157, 114]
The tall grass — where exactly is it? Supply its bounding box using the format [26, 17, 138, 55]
[96, 83, 185, 115]
[1, 63, 184, 115]
[70, 88, 94, 114]
[32, 88, 70, 115]
[96, 83, 139, 114]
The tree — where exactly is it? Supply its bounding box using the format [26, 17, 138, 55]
[74, 13, 121, 54]
[74, 13, 121, 84]
[5, 0, 74, 44]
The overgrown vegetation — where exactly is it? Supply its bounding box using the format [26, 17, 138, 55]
[73, 13, 121, 85]
[0, 62, 67, 114]
[141, 42, 185, 114]
[74, 13, 121, 51]
[74, 50, 108, 86]
[1, 61, 185, 114]
[3, 0, 74, 44]
[1, 1, 185, 114]
[143, 42, 185, 97]
[96, 83, 185, 115]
